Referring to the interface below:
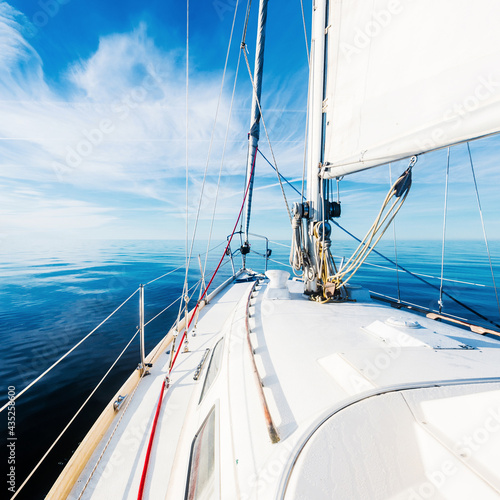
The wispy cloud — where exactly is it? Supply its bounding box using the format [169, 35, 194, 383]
[0, 3, 309, 240]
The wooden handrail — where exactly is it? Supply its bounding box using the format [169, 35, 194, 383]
[245, 280, 280, 444]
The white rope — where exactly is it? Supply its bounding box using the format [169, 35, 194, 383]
[12, 328, 140, 499]
[0, 288, 139, 413]
[467, 143, 500, 318]
[439, 148, 451, 312]
[326, 161, 414, 289]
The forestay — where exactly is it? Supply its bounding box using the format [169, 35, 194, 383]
[322, 0, 500, 177]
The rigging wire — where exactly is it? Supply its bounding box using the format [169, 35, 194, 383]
[439, 147, 451, 313]
[257, 148, 303, 198]
[467, 142, 500, 319]
[136, 151, 262, 495]
[169, 145, 259, 375]
[180, 0, 190, 331]
[241, 0, 253, 45]
[332, 219, 500, 329]
[299, 0, 310, 61]
[300, 2, 312, 203]
[359, 260, 493, 288]
[389, 164, 401, 303]
[301, 30, 314, 204]
[203, 0, 244, 278]
[186, 0, 240, 291]
[239, 0, 253, 240]
[242, 47, 293, 224]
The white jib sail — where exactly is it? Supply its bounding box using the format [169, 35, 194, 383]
[322, 0, 500, 177]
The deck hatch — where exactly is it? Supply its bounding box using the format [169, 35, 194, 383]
[365, 319, 474, 350]
[185, 406, 217, 500]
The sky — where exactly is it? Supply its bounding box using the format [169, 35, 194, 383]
[0, 0, 498, 246]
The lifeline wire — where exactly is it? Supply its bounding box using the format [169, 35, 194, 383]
[0, 288, 139, 413]
[12, 328, 140, 499]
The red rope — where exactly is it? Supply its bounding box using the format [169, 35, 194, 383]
[168, 147, 258, 375]
[137, 377, 166, 499]
[136, 148, 258, 499]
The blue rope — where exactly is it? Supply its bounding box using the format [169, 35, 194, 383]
[257, 149, 304, 199]
[332, 220, 500, 329]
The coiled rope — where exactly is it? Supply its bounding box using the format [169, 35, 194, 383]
[321, 158, 416, 298]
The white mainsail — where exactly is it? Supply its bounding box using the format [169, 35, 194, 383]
[322, 0, 500, 177]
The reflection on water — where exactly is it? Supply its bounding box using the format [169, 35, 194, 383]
[0, 237, 498, 498]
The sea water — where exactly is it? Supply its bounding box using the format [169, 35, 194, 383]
[1, 237, 499, 498]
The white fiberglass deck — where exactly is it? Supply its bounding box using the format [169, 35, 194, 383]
[68, 277, 255, 499]
[65, 272, 500, 499]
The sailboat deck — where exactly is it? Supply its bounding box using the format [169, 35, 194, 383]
[257, 280, 500, 426]
[65, 273, 500, 499]
[68, 277, 255, 500]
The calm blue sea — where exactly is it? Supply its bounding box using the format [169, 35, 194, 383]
[1, 237, 499, 498]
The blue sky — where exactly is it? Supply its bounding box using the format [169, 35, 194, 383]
[0, 0, 498, 246]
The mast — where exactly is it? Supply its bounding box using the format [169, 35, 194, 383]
[290, 0, 344, 298]
[241, 0, 269, 263]
[303, 0, 330, 294]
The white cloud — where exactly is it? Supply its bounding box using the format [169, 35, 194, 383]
[0, 3, 309, 240]
[0, 2, 48, 99]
